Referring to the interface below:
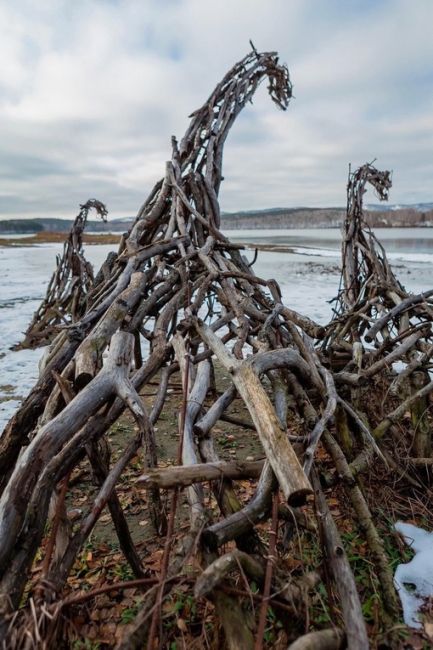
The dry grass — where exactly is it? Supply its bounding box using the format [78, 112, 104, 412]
[0, 231, 122, 247]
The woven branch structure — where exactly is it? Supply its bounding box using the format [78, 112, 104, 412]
[1, 49, 433, 649]
[15, 199, 108, 349]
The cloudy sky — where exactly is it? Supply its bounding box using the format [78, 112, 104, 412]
[1, 0, 433, 220]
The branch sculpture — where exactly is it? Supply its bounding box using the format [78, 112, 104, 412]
[1, 49, 433, 649]
[15, 198, 108, 349]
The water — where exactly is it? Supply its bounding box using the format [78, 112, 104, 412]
[227, 227, 433, 261]
[0, 233, 36, 240]
[0, 244, 114, 429]
[1, 228, 432, 430]
[226, 227, 433, 316]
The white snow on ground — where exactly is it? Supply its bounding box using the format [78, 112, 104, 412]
[394, 522, 433, 628]
[0, 244, 114, 430]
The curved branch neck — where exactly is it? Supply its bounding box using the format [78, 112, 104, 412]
[127, 50, 291, 252]
[340, 164, 392, 311]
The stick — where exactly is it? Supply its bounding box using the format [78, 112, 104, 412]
[138, 460, 264, 488]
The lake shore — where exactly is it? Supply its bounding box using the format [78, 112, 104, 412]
[0, 232, 122, 247]
[0, 232, 313, 255]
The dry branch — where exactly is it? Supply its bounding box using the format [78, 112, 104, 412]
[137, 459, 264, 488]
[15, 199, 108, 349]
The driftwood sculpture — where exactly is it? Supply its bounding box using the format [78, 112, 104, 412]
[1, 48, 433, 649]
[15, 199, 108, 349]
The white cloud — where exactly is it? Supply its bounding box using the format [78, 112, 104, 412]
[1, 0, 433, 219]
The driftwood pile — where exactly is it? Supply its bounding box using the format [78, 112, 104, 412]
[15, 199, 108, 349]
[1, 48, 433, 649]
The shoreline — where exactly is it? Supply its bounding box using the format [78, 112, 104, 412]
[0, 232, 122, 247]
[2, 221, 433, 245]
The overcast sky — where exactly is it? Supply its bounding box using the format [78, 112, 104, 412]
[1, 0, 433, 220]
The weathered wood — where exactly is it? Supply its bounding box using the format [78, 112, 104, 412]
[137, 459, 264, 488]
[195, 319, 312, 505]
[303, 367, 337, 475]
[202, 461, 275, 549]
[323, 432, 398, 617]
[287, 628, 345, 650]
[0, 331, 135, 576]
[47, 432, 145, 593]
[86, 440, 145, 579]
[312, 471, 369, 650]
[173, 338, 211, 527]
[14, 199, 108, 350]
[0, 333, 81, 493]
[365, 289, 433, 342]
[193, 384, 237, 437]
[75, 272, 146, 387]
[3, 48, 432, 650]
[195, 550, 264, 597]
[362, 327, 430, 378]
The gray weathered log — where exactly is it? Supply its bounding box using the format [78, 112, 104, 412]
[312, 471, 369, 650]
[137, 460, 264, 489]
[195, 318, 312, 505]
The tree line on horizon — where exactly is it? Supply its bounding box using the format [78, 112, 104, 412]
[1, 205, 433, 235]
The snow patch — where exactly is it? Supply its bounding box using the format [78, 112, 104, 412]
[394, 521, 433, 628]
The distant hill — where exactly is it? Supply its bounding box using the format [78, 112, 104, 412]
[0, 217, 134, 235]
[0, 219, 45, 234]
[221, 205, 433, 229]
[221, 207, 344, 229]
[1, 203, 433, 234]
[366, 202, 433, 212]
